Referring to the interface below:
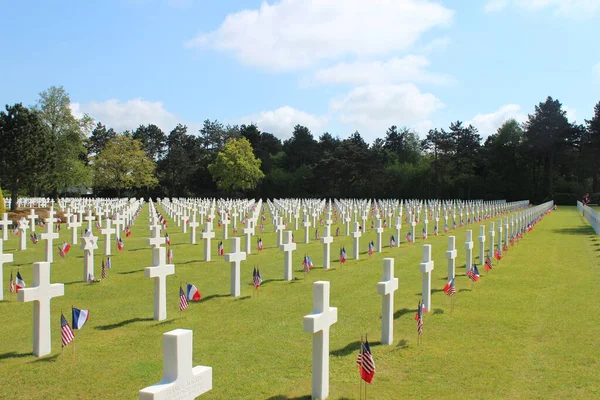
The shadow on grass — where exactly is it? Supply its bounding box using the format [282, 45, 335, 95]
[552, 227, 595, 235]
[126, 248, 146, 252]
[154, 317, 184, 326]
[96, 317, 153, 331]
[260, 278, 285, 286]
[32, 353, 60, 363]
[433, 308, 444, 315]
[394, 308, 416, 320]
[266, 395, 312, 400]
[396, 339, 410, 349]
[415, 289, 444, 296]
[331, 340, 381, 357]
[235, 296, 251, 301]
[198, 294, 229, 303]
[459, 288, 472, 293]
[0, 351, 31, 360]
[178, 260, 200, 265]
[64, 280, 85, 286]
[118, 269, 144, 275]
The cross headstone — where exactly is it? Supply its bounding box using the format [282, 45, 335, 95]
[18, 217, 29, 250]
[279, 231, 297, 281]
[303, 281, 338, 400]
[1, 213, 13, 241]
[18, 262, 65, 357]
[28, 209, 38, 233]
[497, 220, 503, 251]
[478, 225, 486, 266]
[394, 217, 402, 246]
[243, 219, 254, 255]
[139, 329, 212, 400]
[377, 258, 398, 345]
[344, 213, 351, 236]
[275, 216, 285, 247]
[189, 213, 199, 245]
[488, 222, 496, 257]
[351, 222, 362, 260]
[69, 214, 82, 245]
[201, 223, 215, 262]
[144, 247, 175, 321]
[303, 216, 311, 244]
[80, 230, 99, 281]
[101, 218, 116, 256]
[465, 230, 474, 276]
[84, 209, 95, 232]
[225, 237, 247, 297]
[375, 219, 384, 252]
[419, 244, 435, 312]
[410, 214, 416, 242]
[321, 224, 333, 269]
[504, 217, 509, 249]
[221, 214, 230, 240]
[41, 210, 59, 262]
[0, 239, 14, 301]
[446, 236, 457, 280]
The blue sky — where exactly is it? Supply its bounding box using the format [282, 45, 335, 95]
[1, 0, 599, 142]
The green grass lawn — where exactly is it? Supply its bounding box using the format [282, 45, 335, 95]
[1, 205, 599, 399]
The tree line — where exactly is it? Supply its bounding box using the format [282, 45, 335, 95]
[1, 86, 599, 210]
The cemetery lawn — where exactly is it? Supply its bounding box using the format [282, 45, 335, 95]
[1, 205, 599, 400]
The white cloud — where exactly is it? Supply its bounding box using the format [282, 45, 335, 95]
[331, 83, 444, 141]
[71, 98, 186, 134]
[484, 0, 600, 17]
[185, 0, 453, 71]
[310, 55, 454, 86]
[240, 106, 328, 139]
[484, 0, 509, 13]
[413, 120, 435, 135]
[467, 104, 526, 138]
[563, 105, 577, 123]
[420, 37, 451, 55]
[594, 62, 600, 78]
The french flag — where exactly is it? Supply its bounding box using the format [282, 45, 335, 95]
[72, 307, 90, 330]
[186, 284, 201, 301]
[16, 272, 26, 292]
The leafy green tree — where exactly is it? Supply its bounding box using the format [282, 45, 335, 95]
[208, 137, 264, 193]
[34, 86, 92, 196]
[585, 101, 600, 192]
[94, 135, 158, 196]
[0, 104, 52, 209]
[133, 124, 167, 161]
[0, 187, 5, 214]
[88, 122, 117, 157]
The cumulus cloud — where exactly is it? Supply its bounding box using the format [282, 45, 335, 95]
[310, 55, 454, 86]
[185, 0, 453, 71]
[240, 106, 328, 139]
[71, 98, 185, 133]
[484, 0, 600, 17]
[330, 83, 444, 140]
[467, 104, 526, 138]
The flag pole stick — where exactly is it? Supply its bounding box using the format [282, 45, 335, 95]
[364, 333, 368, 400]
[359, 335, 363, 400]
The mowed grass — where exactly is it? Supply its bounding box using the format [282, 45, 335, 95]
[1, 205, 599, 400]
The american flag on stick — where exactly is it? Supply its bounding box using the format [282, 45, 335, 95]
[179, 286, 189, 311]
[61, 313, 75, 347]
[356, 337, 375, 384]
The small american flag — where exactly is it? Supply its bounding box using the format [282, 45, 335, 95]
[167, 249, 173, 264]
[61, 313, 75, 347]
[252, 267, 263, 289]
[101, 259, 107, 279]
[9, 271, 15, 293]
[106, 257, 112, 269]
[257, 238, 263, 251]
[368, 241, 374, 255]
[416, 301, 424, 335]
[485, 256, 493, 271]
[444, 278, 456, 296]
[356, 339, 376, 383]
[467, 265, 480, 281]
[179, 286, 189, 311]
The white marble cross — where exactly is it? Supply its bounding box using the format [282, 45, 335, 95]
[303, 281, 338, 400]
[80, 230, 99, 281]
[303, 215, 311, 244]
[465, 230, 474, 276]
[18, 217, 29, 250]
[488, 222, 496, 257]
[181, 213, 189, 234]
[225, 237, 247, 297]
[201, 222, 215, 262]
[68, 214, 82, 245]
[321, 224, 333, 269]
[446, 236, 457, 280]
[84, 209, 95, 232]
[221, 215, 230, 240]
[0, 239, 14, 301]
[41, 211, 59, 262]
[18, 262, 65, 357]
[504, 217, 509, 249]
[394, 217, 402, 245]
[243, 219, 253, 255]
[351, 222, 362, 260]
[375, 218, 384, 252]
[1, 213, 13, 241]
[189, 213, 199, 245]
[275, 216, 285, 247]
[144, 247, 175, 321]
[344, 213, 351, 236]
[101, 218, 116, 256]
[377, 258, 398, 345]
[419, 244, 435, 312]
[139, 329, 212, 400]
[497, 220, 503, 251]
[478, 225, 486, 266]
[28, 209, 39, 233]
[279, 230, 297, 281]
